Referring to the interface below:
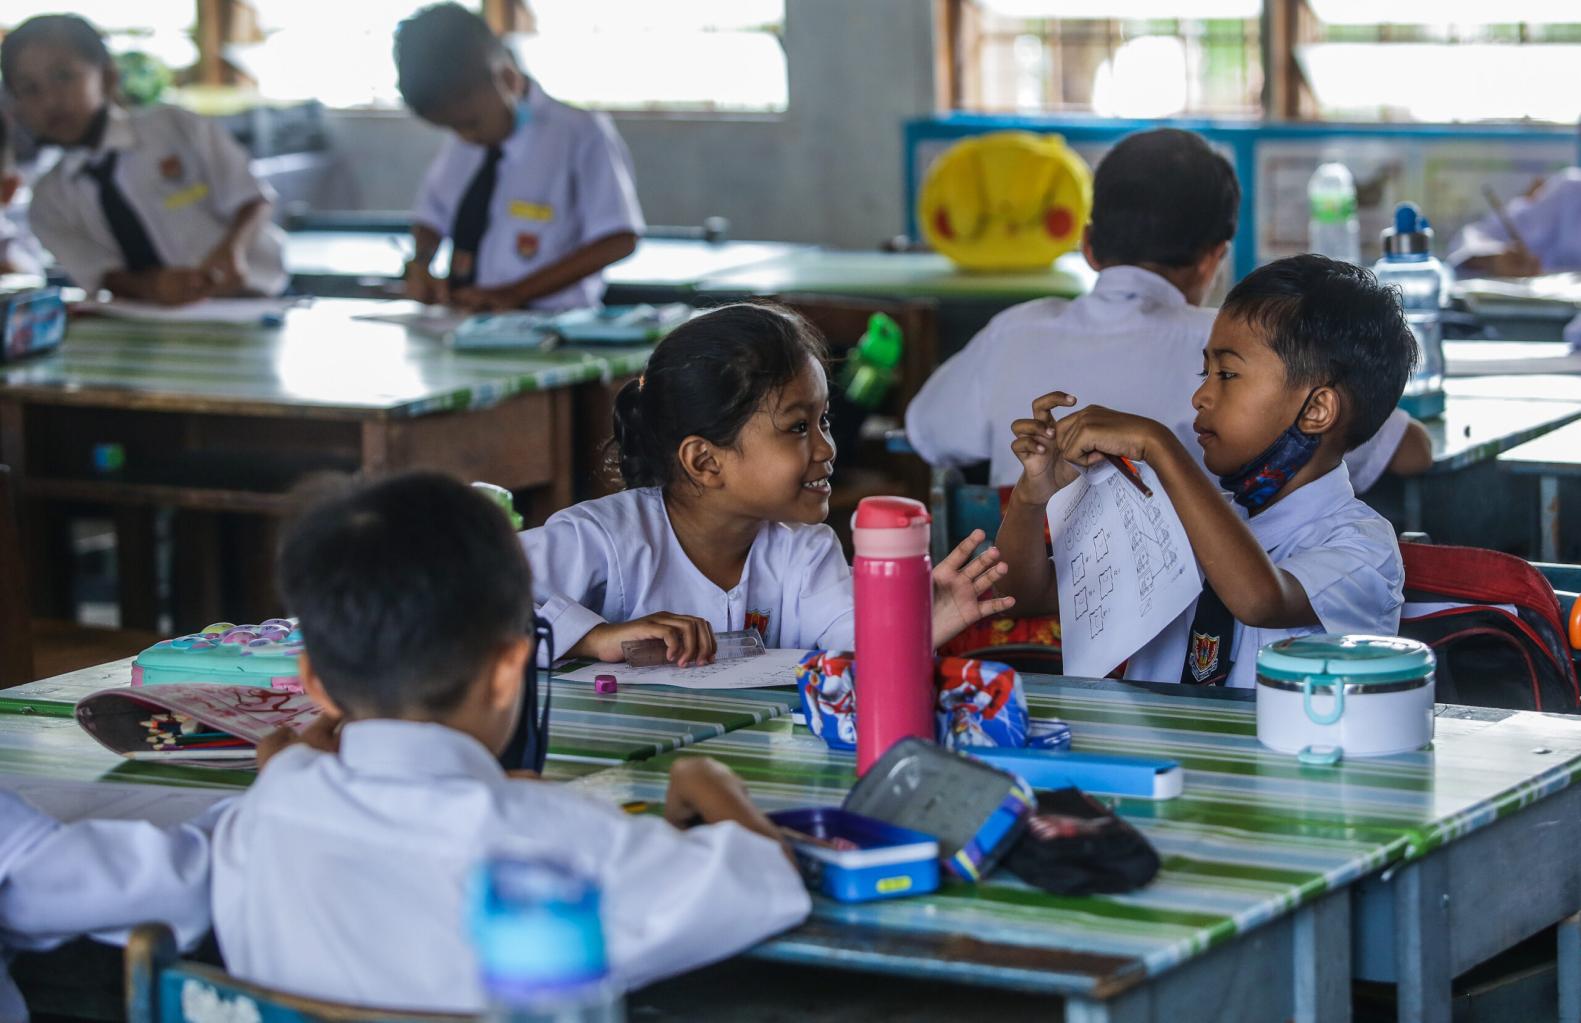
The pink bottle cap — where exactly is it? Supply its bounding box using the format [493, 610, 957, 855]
[594, 674, 618, 694]
[852, 496, 931, 559]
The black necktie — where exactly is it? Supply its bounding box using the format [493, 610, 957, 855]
[1181, 580, 1235, 685]
[83, 151, 163, 273]
[448, 145, 503, 289]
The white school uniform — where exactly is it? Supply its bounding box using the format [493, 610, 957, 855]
[1124, 463, 1404, 689]
[0, 214, 44, 277]
[1449, 168, 1581, 273]
[0, 791, 219, 1022]
[211, 720, 809, 1012]
[412, 81, 645, 312]
[522, 487, 855, 656]
[28, 104, 287, 295]
[903, 265, 1408, 494]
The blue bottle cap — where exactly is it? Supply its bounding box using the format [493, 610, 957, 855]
[469, 858, 609, 1003]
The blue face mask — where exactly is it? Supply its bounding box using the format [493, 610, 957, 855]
[1216, 389, 1323, 512]
[513, 96, 533, 133]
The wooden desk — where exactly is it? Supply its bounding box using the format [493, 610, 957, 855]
[0, 300, 605, 628]
[1498, 418, 1581, 562]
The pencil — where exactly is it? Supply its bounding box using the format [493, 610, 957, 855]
[1482, 185, 1532, 257]
[1105, 454, 1153, 498]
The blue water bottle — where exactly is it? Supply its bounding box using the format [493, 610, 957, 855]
[1373, 202, 1447, 419]
[471, 858, 624, 1023]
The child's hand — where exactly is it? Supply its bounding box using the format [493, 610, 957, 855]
[1052, 405, 1167, 471]
[449, 283, 522, 312]
[254, 709, 342, 772]
[1010, 390, 1081, 506]
[931, 530, 1016, 648]
[199, 242, 248, 294]
[1483, 244, 1542, 278]
[404, 260, 448, 305]
[571, 613, 718, 667]
[664, 756, 791, 859]
[148, 268, 214, 306]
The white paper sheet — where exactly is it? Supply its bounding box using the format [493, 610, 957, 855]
[554, 648, 806, 690]
[79, 296, 303, 324]
[1046, 460, 1201, 678]
[0, 777, 231, 826]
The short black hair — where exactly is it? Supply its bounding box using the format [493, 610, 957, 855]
[1, 14, 112, 92]
[608, 303, 828, 490]
[276, 471, 534, 718]
[394, 3, 509, 116]
[1221, 254, 1418, 450]
[1088, 128, 1240, 269]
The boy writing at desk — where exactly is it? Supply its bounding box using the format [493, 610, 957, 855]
[396, 4, 643, 312]
[996, 255, 1415, 687]
[211, 472, 807, 1011]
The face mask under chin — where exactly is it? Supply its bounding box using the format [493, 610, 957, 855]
[1215, 389, 1324, 512]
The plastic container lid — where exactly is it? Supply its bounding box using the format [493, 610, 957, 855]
[469, 859, 608, 1002]
[1380, 202, 1435, 259]
[851, 496, 931, 559]
[1256, 634, 1435, 686]
[852, 496, 930, 530]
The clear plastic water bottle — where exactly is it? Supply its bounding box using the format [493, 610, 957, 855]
[1373, 202, 1446, 419]
[471, 858, 624, 1023]
[1308, 162, 1361, 265]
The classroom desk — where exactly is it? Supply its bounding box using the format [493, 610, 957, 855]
[573, 677, 1581, 1023]
[0, 300, 606, 627]
[1498, 418, 1581, 563]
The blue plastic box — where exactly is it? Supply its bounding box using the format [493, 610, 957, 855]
[769, 808, 939, 903]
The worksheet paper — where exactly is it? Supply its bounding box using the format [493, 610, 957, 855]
[555, 648, 806, 690]
[1046, 460, 1201, 679]
[80, 296, 303, 324]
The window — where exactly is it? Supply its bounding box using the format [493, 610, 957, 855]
[953, 0, 1264, 118]
[1296, 2, 1581, 123]
[1, 0, 197, 74]
[510, 0, 786, 113]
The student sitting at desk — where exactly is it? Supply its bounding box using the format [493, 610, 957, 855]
[522, 303, 1014, 665]
[0, 15, 286, 304]
[0, 791, 219, 1021]
[396, 3, 643, 313]
[904, 128, 1430, 496]
[1450, 169, 1581, 278]
[211, 472, 808, 1012]
[996, 255, 1412, 687]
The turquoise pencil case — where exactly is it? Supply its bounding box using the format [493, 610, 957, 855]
[969, 748, 1184, 800]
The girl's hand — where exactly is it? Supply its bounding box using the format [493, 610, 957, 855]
[404, 259, 448, 305]
[931, 530, 1016, 648]
[450, 283, 522, 312]
[199, 241, 248, 294]
[148, 267, 213, 306]
[1010, 391, 1080, 507]
[571, 613, 718, 667]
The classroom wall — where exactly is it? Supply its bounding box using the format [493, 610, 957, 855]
[322, 0, 938, 249]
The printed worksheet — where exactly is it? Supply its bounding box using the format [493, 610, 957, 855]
[1046, 460, 1201, 678]
[555, 648, 806, 690]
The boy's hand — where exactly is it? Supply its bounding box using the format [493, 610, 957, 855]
[449, 283, 523, 312]
[254, 709, 342, 772]
[664, 756, 791, 860]
[1484, 244, 1542, 278]
[1052, 405, 1168, 471]
[571, 613, 718, 667]
[147, 268, 214, 306]
[931, 530, 1015, 647]
[1010, 390, 1080, 506]
[404, 259, 448, 305]
[198, 241, 248, 294]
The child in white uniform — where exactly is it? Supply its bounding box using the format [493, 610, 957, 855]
[397, 4, 643, 312]
[1, 15, 285, 303]
[996, 255, 1410, 688]
[522, 304, 1016, 665]
[905, 128, 1429, 495]
[0, 791, 219, 1021]
[1449, 168, 1581, 278]
[211, 473, 808, 1012]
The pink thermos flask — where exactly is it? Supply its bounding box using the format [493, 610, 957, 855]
[852, 496, 935, 774]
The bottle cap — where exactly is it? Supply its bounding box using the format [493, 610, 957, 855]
[852, 496, 931, 559]
[1380, 202, 1434, 258]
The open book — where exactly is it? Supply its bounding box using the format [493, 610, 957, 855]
[76, 684, 320, 769]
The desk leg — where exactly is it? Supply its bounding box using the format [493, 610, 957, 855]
[1560, 911, 1581, 1023]
[1541, 474, 1561, 564]
[1403, 478, 1423, 535]
[1395, 857, 1452, 1023]
[1296, 890, 1352, 1023]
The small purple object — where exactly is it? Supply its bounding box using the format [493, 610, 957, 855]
[594, 674, 618, 695]
[260, 618, 293, 630]
[220, 630, 257, 645]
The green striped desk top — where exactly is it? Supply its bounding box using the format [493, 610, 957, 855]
[694, 249, 1096, 301]
[0, 300, 616, 419]
[570, 677, 1581, 997]
[0, 659, 797, 767]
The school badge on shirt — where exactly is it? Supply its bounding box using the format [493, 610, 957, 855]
[1187, 630, 1221, 683]
[158, 154, 184, 180]
[515, 232, 539, 259]
[745, 610, 770, 640]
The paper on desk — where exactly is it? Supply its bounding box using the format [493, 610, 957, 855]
[0, 777, 231, 826]
[1047, 460, 1201, 678]
[79, 296, 303, 324]
[555, 648, 806, 689]
[352, 305, 470, 336]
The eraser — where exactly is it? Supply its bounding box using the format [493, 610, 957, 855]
[594, 674, 618, 694]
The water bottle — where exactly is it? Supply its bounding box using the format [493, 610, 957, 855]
[471, 858, 624, 1023]
[1307, 162, 1361, 265]
[851, 496, 935, 775]
[1373, 202, 1447, 419]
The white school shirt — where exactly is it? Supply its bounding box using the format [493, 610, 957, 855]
[0, 792, 220, 1023]
[412, 81, 645, 311]
[1449, 168, 1581, 272]
[903, 265, 1407, 494]
[210, 720, 809, 1012]
[1124, 462, 1404, 689]
[28, 104, 287, 295]
[522, 487, 856, 657]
